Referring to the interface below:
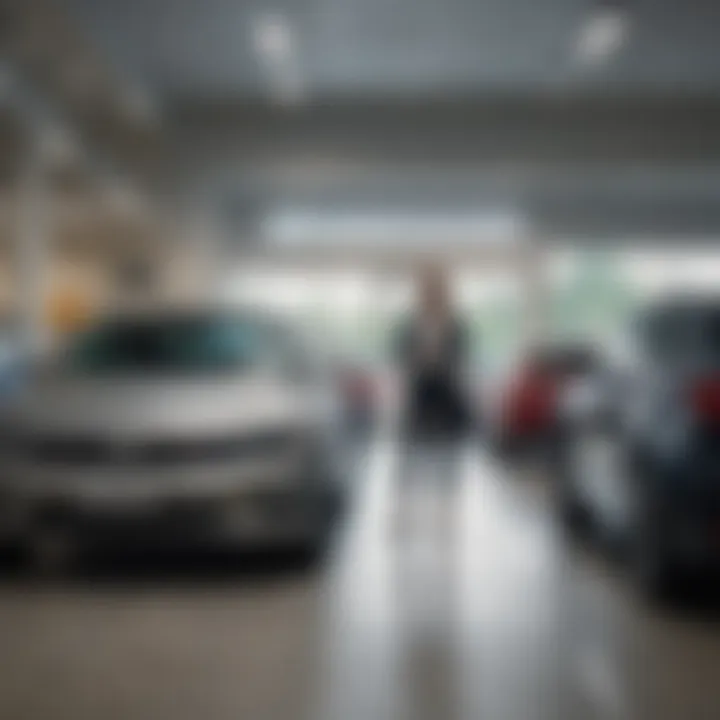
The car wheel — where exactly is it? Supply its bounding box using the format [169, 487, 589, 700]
[554, 427, 592, 539]
[297, 497, 345, 568]
[25, 527, 81, 578]
[285, 530, 333, 572]
[558, 486, 590, 538]
[631, 494, 678, 602]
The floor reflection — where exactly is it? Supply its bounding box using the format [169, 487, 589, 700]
[317, 439, 720, 720]
[0, 439, 720, 719]
[317, 440, 577, 720]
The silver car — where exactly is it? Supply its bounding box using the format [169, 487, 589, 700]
[0, 309, 346, 568]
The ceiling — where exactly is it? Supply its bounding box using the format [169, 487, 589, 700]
[12, 0, 720, 246]
[60, 0, 720, 100]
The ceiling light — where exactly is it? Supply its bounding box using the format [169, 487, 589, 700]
[251, 12, 306, 104]
[262, 209, 528, 248]
[576, 1, 630, 66]
[252, 13, 294, 63]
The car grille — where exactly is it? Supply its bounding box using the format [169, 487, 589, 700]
[23, 431, 302, 467]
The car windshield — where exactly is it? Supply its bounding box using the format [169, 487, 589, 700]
[62, 313, 289, 374]
[645, 302, 720, 365]
[702, 310, 720, 357]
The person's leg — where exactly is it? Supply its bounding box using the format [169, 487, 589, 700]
[431, 437, 465, 535]
[394, 436, 421, 533]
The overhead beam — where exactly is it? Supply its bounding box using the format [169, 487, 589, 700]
[173, 96, 720, 170]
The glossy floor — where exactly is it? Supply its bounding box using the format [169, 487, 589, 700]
[0, 441, 719, 720]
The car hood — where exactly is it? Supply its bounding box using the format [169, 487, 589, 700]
[10, 372, 322, 439]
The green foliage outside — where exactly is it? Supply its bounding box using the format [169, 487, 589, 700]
[300, 251, 639, 368]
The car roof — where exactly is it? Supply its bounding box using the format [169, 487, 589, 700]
[642, 294, 720, 318]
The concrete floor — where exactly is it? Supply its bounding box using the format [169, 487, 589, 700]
[0, 441, 720, 720]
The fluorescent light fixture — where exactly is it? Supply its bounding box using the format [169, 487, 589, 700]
[252, 12, 294, 63]
[262, 209, 528, 248]
[251, 12, 305, 104]
[576, 2, 629, 66]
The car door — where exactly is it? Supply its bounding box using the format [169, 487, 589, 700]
[567, 325, 645, 537]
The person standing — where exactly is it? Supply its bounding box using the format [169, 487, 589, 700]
[395, 264, 472, 444]
[393, 264, 474, 528]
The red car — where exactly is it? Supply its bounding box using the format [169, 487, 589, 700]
[489, 344, 598, 458]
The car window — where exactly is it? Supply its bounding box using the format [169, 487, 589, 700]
[643, 304, 720, 366]
[697, 308, 720, 361]
[62, 314, 302, 375]
[643, 309, 693, 365]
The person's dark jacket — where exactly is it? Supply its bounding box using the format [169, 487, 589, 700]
[395, 315, 473, 440]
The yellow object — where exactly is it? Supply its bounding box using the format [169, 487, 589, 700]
[48, 288, 93, 335]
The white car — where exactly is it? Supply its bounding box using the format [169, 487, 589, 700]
[0, 308, 346, 569]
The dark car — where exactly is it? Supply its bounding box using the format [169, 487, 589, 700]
[555, 297, 720, 599]
[488, 343, 598, 460]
